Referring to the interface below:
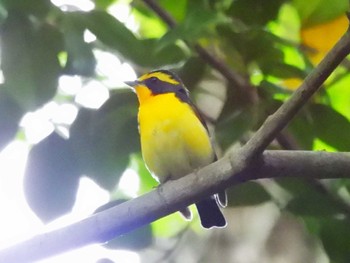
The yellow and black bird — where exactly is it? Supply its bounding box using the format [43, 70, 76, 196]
[126, 70, 226, 229]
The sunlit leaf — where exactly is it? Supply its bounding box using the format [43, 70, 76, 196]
[133, 9, 168, 38]
[312, 138, 337, 152]
[151, 210, 189, 237]
[268, 3, 301, 43]
[129, 154, 157, 196]
[158, 0, 187, 22]
[310, 104, 350, 151]
[327, 70, 350, 120]
[94, 0, 116, 9]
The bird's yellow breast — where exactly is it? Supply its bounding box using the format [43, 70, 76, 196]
[137, 90, 214, 183]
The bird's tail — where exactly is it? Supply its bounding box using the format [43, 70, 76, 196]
[195, 195, 226, 229]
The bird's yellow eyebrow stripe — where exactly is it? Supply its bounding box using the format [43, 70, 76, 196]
[138, 72, 180, 85]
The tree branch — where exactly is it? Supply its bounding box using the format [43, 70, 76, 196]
[0, 150, 350, 262]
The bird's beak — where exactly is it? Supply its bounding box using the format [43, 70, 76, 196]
[124, 80, 140, 87]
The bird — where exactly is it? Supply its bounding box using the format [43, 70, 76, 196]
[125, 69, 226, 229]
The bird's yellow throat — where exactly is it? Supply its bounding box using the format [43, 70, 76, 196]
[134, 85, 153, 104]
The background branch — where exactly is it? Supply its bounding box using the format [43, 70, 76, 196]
[241, 22, 350, 158]
[0, 150, 349, 262]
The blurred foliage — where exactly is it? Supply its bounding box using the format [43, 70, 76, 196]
[0, 0, 349, 262]
[24, 132, 80, 222]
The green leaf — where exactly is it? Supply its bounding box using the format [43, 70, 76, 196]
[286, 194, 342, 217]
[310, 104, 350, 151]
[82, 10, 141, 59]
[129, 154, 157, 196]
[216, 109, 256, 149]
[287, 108, 314, 149]
[24, 132, 80, 222]
[82, 10, 187, 67]
[1, 0, 50, 17]
[302, 216, 323, 236]
[320, 218, 350, 263]
[343, 179, 350, 194]
[217, 82, 259, 149]
[70, 90, 140, 190]
[226, 181, 271, 207]
[328, 73, 350, 120]
[276, 178, 310, 196]
[143, 39, 187, 67]
[293, 0, 348, 27]
[151, 210, 189, 237]
[227, 0, 286, 25]
[0, 88, 24, 149]
[279, 178, 345, 217]
[94, 0, 116, 9]
[259, 80, 292, 98]
[260, 62, 306, 79]
[158, 0, 187, 22]
[177, 57, 207, 89]
[1, 11, 62, 110]
[218, 26, 293, 76]
[61, 12, 96, 76]
[95, 200, 153, 250]
[133, 0, 187, 24]
[133, 9, 168, 38]
[159, 9, 228, 46]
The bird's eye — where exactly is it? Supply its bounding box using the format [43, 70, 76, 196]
[149, 77, 158, 83]
[179, 88, 187, 94]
